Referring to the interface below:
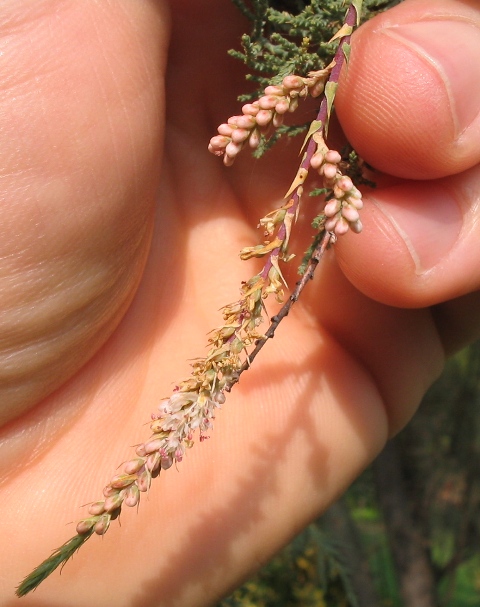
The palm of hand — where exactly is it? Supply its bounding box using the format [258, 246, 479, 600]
[2, 0, 478, 605]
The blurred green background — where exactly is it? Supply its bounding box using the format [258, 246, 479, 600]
[218, 341, 480, 607]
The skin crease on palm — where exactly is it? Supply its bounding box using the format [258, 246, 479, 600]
[0, 0, 479, 604]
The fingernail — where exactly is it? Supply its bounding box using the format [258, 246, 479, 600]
[383, 18, 480, 136]
[370, 185, 463, 274]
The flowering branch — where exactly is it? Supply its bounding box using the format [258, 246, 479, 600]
[17, 0, 364, 597]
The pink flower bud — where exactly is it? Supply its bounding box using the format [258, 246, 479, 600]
[235, 114, 257, 129]
[208, 135, 229, 152]
[242, 102, 259, 116]
[104, 492, 124, 513]
[88, 501, 106, 516]
[288, 97, 299, 112]
[337, 176, 354, 192]
[208, 144, 224, 157]
[275, 99, 290, 114]
[124, 458, 146, 475]
[264, 85, 284, 96]
[258, 95, 279, 110]
[310, 152, 324, 170]
[335, 217, 349, 236]
[94, 514, 111, 536]
[324, 216, 338, 232]
[135, 443, 147, 457]
[273, 112, 284, 128]
[324, 199, 341, 217]
[161, 456, 174, 470]
[350, 219, 363, 233]
[146, 451, 161, 473]
[347, 196, 363, 210]
[110, 473, 138, 489]
[124, 485, 140, 508]
[103, 484, 119, 498]
[249, 128, 261, 149]
[341, 205, 360, 223]
[137, 471, 151, 493]
[255, 109, 273, 127]
[76, 518, 96, 535]
[225, 141, 242, 158]
[309, 81, 325, 98]
[282, 75, 305, 90]
[325, 150, 341, 164]
[231, 128, 251, 144]
[217, 123, 233, 137]
[322, 163, 338, 180]
[143, 438, 164, 454]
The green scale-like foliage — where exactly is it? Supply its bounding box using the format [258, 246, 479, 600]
[230, 0, 403, 101]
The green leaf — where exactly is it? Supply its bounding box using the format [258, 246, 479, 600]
[300, 119, 323, 154]
[352, 0, 363, 26]
[324, 81, 338, 135]
[16, 531, 94, 596]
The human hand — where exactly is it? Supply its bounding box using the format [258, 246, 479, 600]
[1, 0, 479, 605]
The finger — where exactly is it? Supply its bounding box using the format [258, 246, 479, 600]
[334, 164, 480, 309]
[0, 1, 169, 424]
[335, 0, 480, 180]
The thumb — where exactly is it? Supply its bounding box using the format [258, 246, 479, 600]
[335, 0, 480, 180]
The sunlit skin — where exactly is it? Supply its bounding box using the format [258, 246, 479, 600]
[1, 0, 479, 605]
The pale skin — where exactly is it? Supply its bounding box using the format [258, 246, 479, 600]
[1, 0, 479, 605]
